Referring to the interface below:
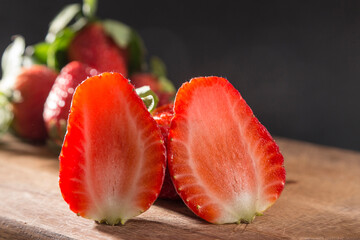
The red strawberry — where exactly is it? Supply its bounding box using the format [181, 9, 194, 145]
[68, 23, 128, 77]
[131, 73, 175, 107]
[43, 61, 98, 147]
[168, 76, 285, 224]
[152, 104, 180, 200]
[59, 72, 166, 225]
[11, 65, 58, 142]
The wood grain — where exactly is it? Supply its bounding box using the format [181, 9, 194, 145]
[0, 135, 359, 239]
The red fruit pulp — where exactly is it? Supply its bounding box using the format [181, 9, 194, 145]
[168, 76, 285, 224]
[59, 72, 166, 225]
[152, 104, 180, 200]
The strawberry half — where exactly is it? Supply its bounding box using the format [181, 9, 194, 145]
[152, 104, 180, 200]
[59, 72, 166, 225]
[11, 65, 58, 142]
[168, 76, 285, 224]
[44, 61, 98, 147]
[68, 23, 128, 77]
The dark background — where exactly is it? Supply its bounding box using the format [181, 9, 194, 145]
[1, 0, 359, 151]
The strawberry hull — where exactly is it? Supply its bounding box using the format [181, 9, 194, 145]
[168, 76, 285, 224]
[131, 73, 175, 107]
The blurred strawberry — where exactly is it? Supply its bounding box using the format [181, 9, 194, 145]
[11, 65, 58, 142]
[68, 23, 128, 76]
[43, 61, 98, 147]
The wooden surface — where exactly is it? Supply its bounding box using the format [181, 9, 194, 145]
[0, 135, 359, 240]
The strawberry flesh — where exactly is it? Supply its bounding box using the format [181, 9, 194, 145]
[168, 76, 285, 224]
[59, 72, 166, 225]
[152, 104, 180, 200]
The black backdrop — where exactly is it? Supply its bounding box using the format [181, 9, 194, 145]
[1, 0, 359, 151]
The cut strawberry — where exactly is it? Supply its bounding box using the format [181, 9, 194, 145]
[152, 103, 174, 116]
[152, 104, 180, 200]
[59, 72, 166, 225]
[168, 76, 285, 224]
[44, 61, 98, 147]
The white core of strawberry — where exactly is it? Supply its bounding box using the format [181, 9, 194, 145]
[223, 192, 257, 224]
[76, 93, 152, 225]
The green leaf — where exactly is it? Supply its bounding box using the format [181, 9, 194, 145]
[0, 36, 25, 91]
[102, 19, 146, 74]
[32, 42, 51, 65]
[128, 30, 146, 74]
[22, 55, 37, 68]
[83, 0, 98, 19]
[103, 20, 132, 48]
[0, 91, 13, 137]
[69, 17, 88, 33]
[158, 76, 176, 93]
[135, 86, 159, 112]
[150, 56, 176, 93]
[47, 28, 75, 71]
[46, 3, 81, 43]
[150, 56, 167, 78]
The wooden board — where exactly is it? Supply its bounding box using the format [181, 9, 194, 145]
[0, 134, 359, 239]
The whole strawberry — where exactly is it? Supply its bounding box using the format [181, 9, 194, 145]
[152, 104, 179, 200]
[68, 23, 128, 77]
[131, 73, 174, 107]
[44, 61, 98, 147]
[11, 65, 58, 142]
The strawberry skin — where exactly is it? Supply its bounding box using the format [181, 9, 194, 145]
[168, 76, 285, 224]
[68, 23, 128, 77]
[152, 104, 180, 200]
[11, 65, 58, 142]
[43, 61, 98, 146]
[59, 72, 166, 225]
[131, 73, 175, 107]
